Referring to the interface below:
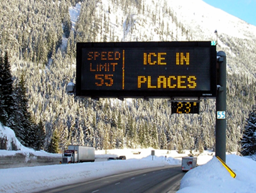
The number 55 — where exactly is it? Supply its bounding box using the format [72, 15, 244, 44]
[95, 74, 114, 86]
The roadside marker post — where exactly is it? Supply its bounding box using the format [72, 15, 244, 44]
[216, 156, 236, 178]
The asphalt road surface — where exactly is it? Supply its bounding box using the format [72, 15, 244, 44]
[39, 165, 185, 193]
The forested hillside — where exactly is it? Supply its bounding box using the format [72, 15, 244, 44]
[1, 0, 256, 152]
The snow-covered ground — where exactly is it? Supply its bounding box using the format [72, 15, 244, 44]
[69, 2, 81, 31]
[1, 123, 256, 193]
[178, 154, 256, 193]
[61, 2, 81, 51]
[0, 153, 178, 193]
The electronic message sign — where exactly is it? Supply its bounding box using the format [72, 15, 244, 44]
[171, 101, 200, 114]
[76, 42, 216, 98]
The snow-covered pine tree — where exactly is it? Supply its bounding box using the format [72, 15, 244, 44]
[0, 52, 15, 127]
[0, 54, 6, 125]
[240, 108, 256, 156]
[13, 70, 38, 147]
[63, 13, 72, 38]
[48, 130, 60, 153]
[33, 119, 46, 150]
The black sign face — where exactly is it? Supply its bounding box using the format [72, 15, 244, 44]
[76, 42, 216, 98]
[171, 101, 200, 114]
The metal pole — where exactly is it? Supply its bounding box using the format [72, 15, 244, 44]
[216, 51, 226, 162]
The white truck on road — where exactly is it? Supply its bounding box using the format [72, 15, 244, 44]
[182, 157, 197, 171]
[61, 145, 95, 163]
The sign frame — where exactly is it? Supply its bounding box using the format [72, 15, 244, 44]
[76, 41, 216, 98]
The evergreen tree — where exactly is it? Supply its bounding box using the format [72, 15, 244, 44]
[63, 13, 72, 38]
[151, 123, 159, 149]
[160, 130, 167, 149]
[48, 130, 60, 153]
[33, 119, 46, 150]
[117, 112, 122, 129]
[126, 114, 134, 148]
[0, 55, 6, 124]
[0, 52, 15, 126]
[138, 123, 144, 147]
[13, 70, 33, 146]
[240, 109, 256, 156]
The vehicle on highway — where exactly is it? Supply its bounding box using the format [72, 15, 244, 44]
[181, 156, 197, 171]
[107, 155, 126, 161]
[61, 145, 95, 163]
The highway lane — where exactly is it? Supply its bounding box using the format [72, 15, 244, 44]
[40, 165, 185, 193]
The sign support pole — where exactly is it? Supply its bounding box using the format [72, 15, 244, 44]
[216, 51, 226, 162]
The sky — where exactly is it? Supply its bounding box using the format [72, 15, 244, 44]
[203, 0, 256, 26]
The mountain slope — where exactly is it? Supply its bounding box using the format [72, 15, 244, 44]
[168, 0, 256, 78]
[0, 0, 255, 152]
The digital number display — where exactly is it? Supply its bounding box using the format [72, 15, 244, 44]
[76, 42, 216, 98]
[171, 101, 200, 114]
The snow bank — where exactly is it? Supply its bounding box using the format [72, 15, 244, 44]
[178, 155, 256, 193]
[0, 123, 60, 157]
[0, 123, 22, 151]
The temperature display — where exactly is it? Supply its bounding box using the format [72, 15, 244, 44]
[171, 101, 200, 114]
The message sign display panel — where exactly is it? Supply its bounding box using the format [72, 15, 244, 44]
[76, 42, 216, 98]
[171, 101, 200, 114]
